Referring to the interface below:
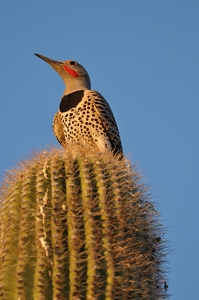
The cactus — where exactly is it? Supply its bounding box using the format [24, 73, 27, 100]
[0, 147, 168, 299]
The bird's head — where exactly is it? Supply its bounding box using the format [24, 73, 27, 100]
[34, 53, 91, 94]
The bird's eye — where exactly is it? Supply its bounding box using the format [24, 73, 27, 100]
[70, 61, 76, 65]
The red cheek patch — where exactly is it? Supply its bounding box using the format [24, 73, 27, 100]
[63, 65, 79, 77]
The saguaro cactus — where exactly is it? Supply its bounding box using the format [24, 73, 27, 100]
[0, 147, 168, 299]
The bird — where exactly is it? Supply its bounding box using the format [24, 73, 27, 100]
[34, 53, 123, 157]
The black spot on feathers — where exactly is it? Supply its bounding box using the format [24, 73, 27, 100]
[60, 90, 84, 112]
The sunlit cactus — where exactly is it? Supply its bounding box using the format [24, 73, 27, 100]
[0, 147, 168, 299]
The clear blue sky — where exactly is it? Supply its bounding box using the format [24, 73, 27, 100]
[1, 1, 199, 298]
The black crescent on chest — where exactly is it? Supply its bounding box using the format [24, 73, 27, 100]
[59, 90, 84, 112]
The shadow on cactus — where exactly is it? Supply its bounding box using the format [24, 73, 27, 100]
[0, 147, 168, 299]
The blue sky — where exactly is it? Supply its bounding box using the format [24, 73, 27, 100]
[1, 1, 199, 298]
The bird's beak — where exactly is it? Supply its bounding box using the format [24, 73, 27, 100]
[34, 53, 63, 74]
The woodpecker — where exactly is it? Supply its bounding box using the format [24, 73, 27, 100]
[34, 53, 123, 157]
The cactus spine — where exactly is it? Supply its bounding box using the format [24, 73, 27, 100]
[0, 147, 168, 299]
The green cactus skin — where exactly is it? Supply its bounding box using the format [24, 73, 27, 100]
[0, 147, 168, 299]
